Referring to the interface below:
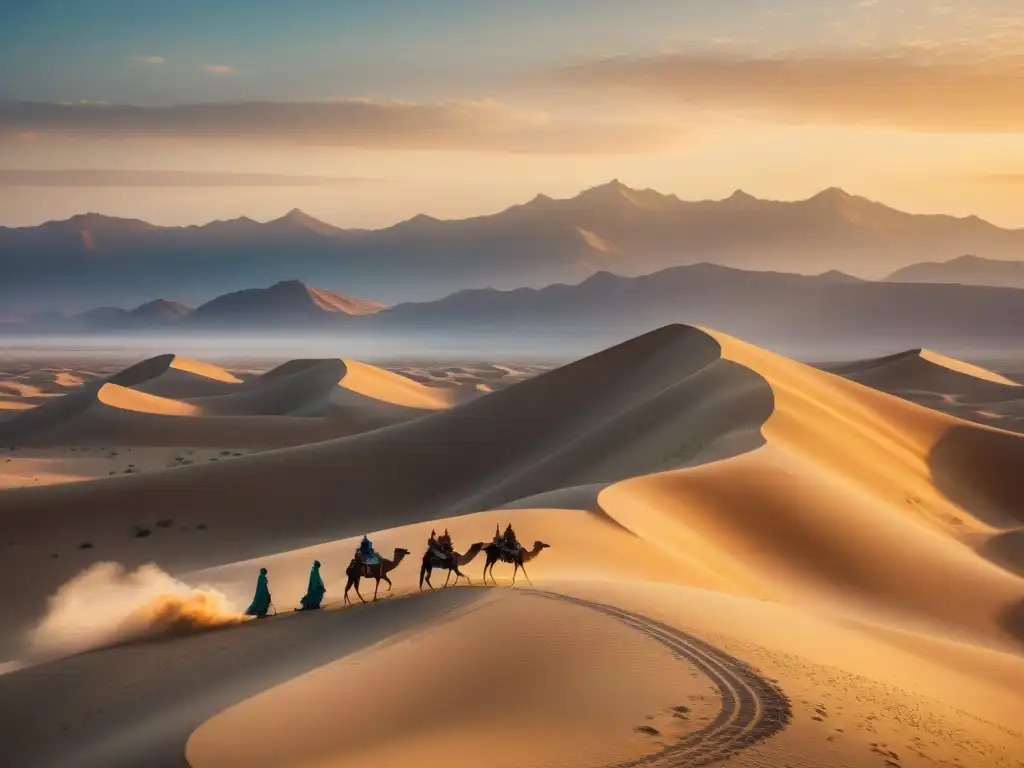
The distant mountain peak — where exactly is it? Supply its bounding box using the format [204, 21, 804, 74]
[389, 212, 443, 231]
[578, 179, 631, 198]
[886, 253, 1024, 288]
[56, 212, 156, 235]
[129, 298, 193, 322]
[720, 189, 762, 207]
[192, 279, 387, 322]
[807, 187, 854, 203]
[817, 269, 864, 283]
[267, 208, 338, 235]
[571, 179, 685, 212]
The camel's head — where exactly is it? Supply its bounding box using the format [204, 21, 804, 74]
[394, 548, 411, 556]
[533, 541, 551, 550]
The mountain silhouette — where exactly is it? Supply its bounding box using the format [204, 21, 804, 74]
[11, 265, 1021, 358]
[188, 280, 386, 326]
[1, 183, 1021, 313]
[887, 255, 1024, 289]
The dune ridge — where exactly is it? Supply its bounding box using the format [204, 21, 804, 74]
[826, 347, 1024, 434]
[0, 354, 473, 447]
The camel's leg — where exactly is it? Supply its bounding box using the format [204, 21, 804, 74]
[518, 561, 534, 586]
[383, 574, 393, 592]
[373, 578, 381, 601]
[344, 577, 353, 605]
[512, 561, 519, 585]
[482, 560, 490, 586]
[422, 566, 434, 591]
[351, 577, 366, 604]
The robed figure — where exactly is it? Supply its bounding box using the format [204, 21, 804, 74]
[299, 560, 326, 610]
[245, 568, 272, 618]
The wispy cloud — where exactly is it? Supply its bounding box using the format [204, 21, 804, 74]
[135, 56, 165, 65]
[0, 169, 378, 187]
[536, 45, 1024, 132]
[0, 99, 683, 154]
[203, 64, 236, 74]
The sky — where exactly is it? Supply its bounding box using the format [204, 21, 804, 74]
[1, 0, 1023, 228]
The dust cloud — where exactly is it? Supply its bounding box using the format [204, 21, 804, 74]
[28, 562, 244, 660]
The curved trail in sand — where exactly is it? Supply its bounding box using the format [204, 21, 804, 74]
[528, 590, 792, 768]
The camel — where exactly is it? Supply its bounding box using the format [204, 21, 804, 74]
[344, 548, 410, 604]
[419, 542, 486, 590]
[482, 540, 550, 586]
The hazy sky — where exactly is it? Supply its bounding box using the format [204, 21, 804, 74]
[2, 0, 1023, 228]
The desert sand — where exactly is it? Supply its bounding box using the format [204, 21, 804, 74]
[0, 326, 1022, 768]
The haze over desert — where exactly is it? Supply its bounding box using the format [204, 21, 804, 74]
[3, 1, 1024, 766]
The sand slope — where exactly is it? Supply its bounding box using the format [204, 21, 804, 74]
[826, 349, 1024, 433]
[1, 325, 1023, 767]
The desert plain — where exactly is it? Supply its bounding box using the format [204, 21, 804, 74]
[0, 326, 1022, 768]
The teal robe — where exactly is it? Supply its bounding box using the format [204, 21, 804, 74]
[299, 563, 326, 610]
[245, 571, 271, 617]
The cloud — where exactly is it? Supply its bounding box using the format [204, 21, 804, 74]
[0, 99, 682, 154]
[538, 47, 1024, 132]
[136, 55, 164, 65]
[0, 169, 379, 187]
[203, 64, 236, 74]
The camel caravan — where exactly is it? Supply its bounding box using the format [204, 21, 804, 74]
[244, 523, 551, 619]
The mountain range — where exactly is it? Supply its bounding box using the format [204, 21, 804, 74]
[6, 266, 1022, 358]
[16, 280, 385, 332]
[885, 254, 1024, 289]
[2, 181, 1022, 314]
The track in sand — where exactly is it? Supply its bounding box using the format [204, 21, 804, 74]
[528, 590, 792, 767]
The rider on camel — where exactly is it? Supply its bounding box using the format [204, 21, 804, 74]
[502, 523, 519, 553]
[428, 529, 445, 560]
[438, 528, 454, 556]
[357, 534, 379, 565]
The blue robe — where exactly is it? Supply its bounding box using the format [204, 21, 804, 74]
[299, 563, 326, 610]
[358, 536, 380, 564]
[245, 571, 271, 617]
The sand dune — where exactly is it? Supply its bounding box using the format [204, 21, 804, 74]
[828, 348, 1020, 399]
[1, 325, 1022, 767]
[0, 355, 470, 448]
[202, 357, 469, 416]
[123, 354, 242, 398]
[825, 348, 1024, 434]
[1, 325, 1021, 641]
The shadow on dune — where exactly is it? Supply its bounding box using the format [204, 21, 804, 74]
[0, 588, 487, 768]
[927, 424, 1024, 529]
[0, 325, 776, 656]
[981, 530, 1024, 579]
[996, 597, 1024, 647]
